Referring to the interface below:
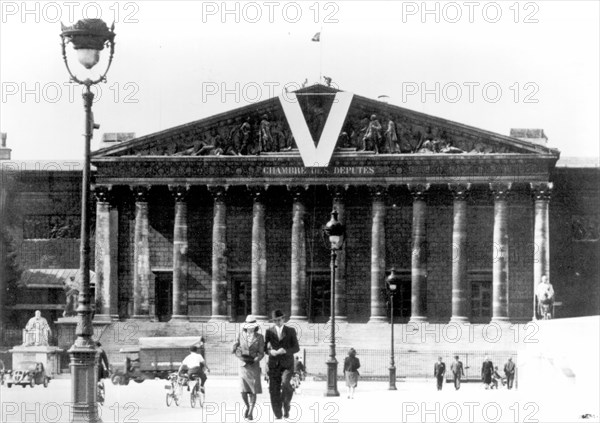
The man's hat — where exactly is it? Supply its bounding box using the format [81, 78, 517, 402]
[243, 315, 259, 330]
[271, 309, 285, 320]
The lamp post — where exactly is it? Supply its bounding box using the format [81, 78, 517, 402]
[60, 19, 115, 423]
[322, 209, 345, 397]
[386, 269, 400, 390]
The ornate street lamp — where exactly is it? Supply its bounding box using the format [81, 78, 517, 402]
[322, 209, 345, 396]
[386, 268, 400, 390]
[60, 18, 115, 423]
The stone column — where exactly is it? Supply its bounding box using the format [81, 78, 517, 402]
[409, 183, 430, 323]
[368, 186, 387, 323]
[329, 185, 348, 322]
[132, 186, 151, 319]
[490, 183, 512, 322]
[249, 186, 268, 321]
[531, 182, 552, 320]
[209, 186, 229, 321]
[170, 185, 189, 321]
[93, 185, 119, 321]
[289, 185, 308, 321]
[449, 183, 471, 323]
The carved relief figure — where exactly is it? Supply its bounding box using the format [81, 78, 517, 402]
[258, 114, 274, 153]
[363, 114, 383, 153]
[384, 119, 400, 153]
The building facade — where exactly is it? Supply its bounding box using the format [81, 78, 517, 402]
[1, 85, 598, 334]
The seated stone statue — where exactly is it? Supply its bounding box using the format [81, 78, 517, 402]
[23, 310, 52, 346]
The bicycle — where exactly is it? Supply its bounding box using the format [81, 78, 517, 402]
[189, 375, 205, 408]
[165, 373, 183, 407]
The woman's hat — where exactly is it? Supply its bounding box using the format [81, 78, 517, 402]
[242, 315, 259, 330]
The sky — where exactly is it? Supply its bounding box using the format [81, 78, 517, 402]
[0, 0, 599, 161]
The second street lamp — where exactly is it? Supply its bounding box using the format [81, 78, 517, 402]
[386, 268, 400, 390]
[60, 18, 116, 423]
[322, 209, 345, 397]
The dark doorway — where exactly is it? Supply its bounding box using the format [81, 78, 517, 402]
[154, 271, 172, 322]
[309, 273, 331, 323]
[471, 280, 492, 322]
[231, 272, 251, 322]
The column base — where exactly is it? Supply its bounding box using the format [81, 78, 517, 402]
[253, 315, 269, 322]
[93, 314, 119, 323]
[335, 316, 348, 322]
[450, 316, 470, 324]
[409, 316, 428, 323]
[130, 315, 151, 320]
[289, 316, 309, 322]
[169, 315, 189, 322]
[208, 315, 229, 322]
[491, 316, 510, 324]
[367, 316, 388, 324]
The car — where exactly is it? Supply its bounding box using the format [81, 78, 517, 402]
[5, 361, 50, 388]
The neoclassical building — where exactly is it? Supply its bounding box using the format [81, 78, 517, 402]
[85, 84, 565, 324]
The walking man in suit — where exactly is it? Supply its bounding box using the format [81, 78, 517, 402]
[450, 355, 465, 390]
[265, 309, 300, 420]
[504, 357, 516, 390]
[434, 356, 446, 391]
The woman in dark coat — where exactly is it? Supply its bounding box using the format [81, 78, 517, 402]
[481, 356, 494, 389]
[343, 348, 361, 399]
[232, 315, 265, 420]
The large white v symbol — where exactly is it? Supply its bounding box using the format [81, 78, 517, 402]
[279, 92, 354, 167]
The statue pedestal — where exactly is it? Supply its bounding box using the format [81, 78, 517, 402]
[54, 317, 112, 373]
[9, 345, 63, 378]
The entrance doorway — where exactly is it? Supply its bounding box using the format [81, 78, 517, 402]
[230, 272, 251, 322]
[154, 271, 172, 322]
[309, 272, 330, 323]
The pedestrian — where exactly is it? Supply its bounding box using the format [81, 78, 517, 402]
[96, 342, 110, 382]
[504, 357, 516, 390]
[232, 315, 265, 421]
[450, 355, 465, 390]
[343, 348, 361, 399]
[491, 366, 503, 389]
[434, 356, 446, 391]
[265, 309, 300, 420]
[481, 356, 494, 389]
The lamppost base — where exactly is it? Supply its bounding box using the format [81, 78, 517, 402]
[388, 365, 397, 390]
[69, 344, 102, 423]
[324, 359, 339, 397]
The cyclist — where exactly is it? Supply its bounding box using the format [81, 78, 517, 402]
[178, 345, 209, 393]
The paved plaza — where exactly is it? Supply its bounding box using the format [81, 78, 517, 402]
[1, 375, 598, 423]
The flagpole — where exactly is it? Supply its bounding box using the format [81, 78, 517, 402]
[319, 26, 323, 84]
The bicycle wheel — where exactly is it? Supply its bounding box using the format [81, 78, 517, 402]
[198, 386, 205, 408]
[173, 385, 181, 406]
[166, 392, 173, 407]
[190, 384, 198, 408]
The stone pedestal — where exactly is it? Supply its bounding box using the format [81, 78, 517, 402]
[9, 345, 63, 378]
[55, 317, 111, 373]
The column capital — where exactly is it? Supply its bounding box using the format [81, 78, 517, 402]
[448, 183, 471, 201]
[168, 185, 190, 202]
[208, 185, 228, 202]
[489, 182, 512, 201]
[93, 185, 113, 203]
[132, 185, 151, 202]
[408, 183, 430, 201]
[530, 182, 553, 201]
[327, 184, 350, 202]
[286, 185, 308, 201]
[369, 185, 388, 200]
[247, 185, 269, 201]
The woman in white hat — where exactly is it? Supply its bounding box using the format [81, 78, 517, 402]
[232, 315, 265, 420]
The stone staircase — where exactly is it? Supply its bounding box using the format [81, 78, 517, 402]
[94, 319, 532, 379]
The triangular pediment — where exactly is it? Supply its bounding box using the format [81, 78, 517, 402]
[92, 84, 558, 159]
